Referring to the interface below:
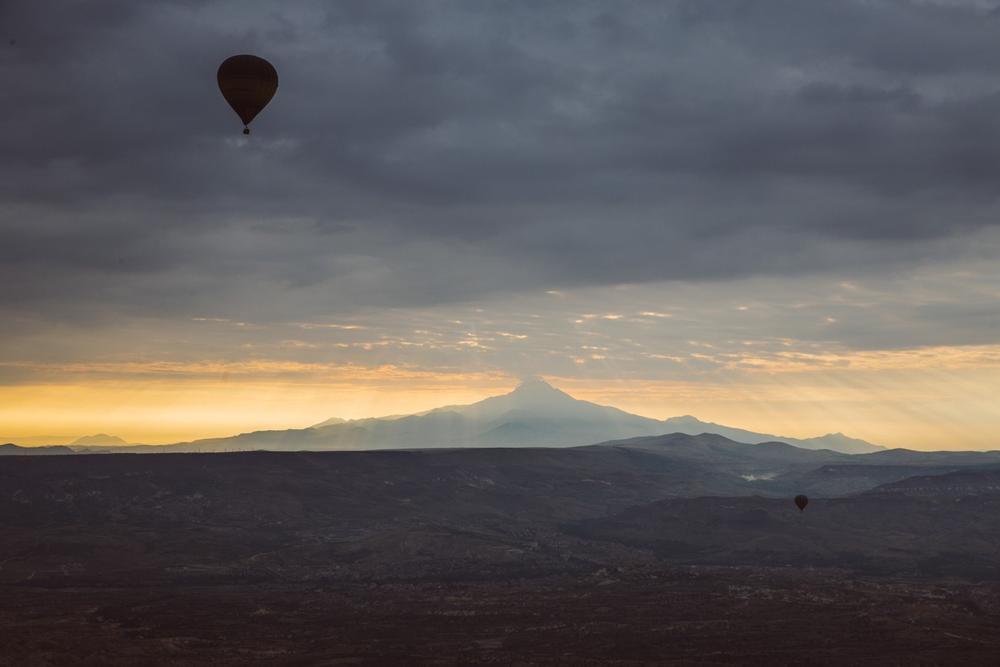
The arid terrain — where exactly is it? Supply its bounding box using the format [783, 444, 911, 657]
[2, 437, 1000, 665]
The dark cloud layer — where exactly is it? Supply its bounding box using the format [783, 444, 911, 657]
[3, 0, 1000, 326]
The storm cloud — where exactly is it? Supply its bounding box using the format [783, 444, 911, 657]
[3, 0, 1000, 346]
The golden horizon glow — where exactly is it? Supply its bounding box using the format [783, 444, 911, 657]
[4, 342, 1000, 450]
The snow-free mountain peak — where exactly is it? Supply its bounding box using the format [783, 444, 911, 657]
[69, 433, 128, 446]
[508, 376, 571, 399]
[491, 376, 581, 410]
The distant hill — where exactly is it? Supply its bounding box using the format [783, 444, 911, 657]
[860, 448, 1000, 466]
[90, 378, 884, 455]
[594, 433, 1000, 496]
[662, 415, 880, 454]
[0, 443, 76, 456]
[69, 433, 128, 446]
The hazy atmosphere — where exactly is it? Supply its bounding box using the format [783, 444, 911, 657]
[9, 4, 1000, 665]
[4, 0, 1000, 449]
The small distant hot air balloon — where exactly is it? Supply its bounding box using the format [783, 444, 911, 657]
[217, 55, 278, 135]
[794, 494, 809, 512]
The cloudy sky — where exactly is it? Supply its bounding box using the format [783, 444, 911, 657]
[3, 0, 1000, 449]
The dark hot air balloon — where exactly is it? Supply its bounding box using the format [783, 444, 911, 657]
[794, 494, 809, 512]
[217, 55, 278, 135]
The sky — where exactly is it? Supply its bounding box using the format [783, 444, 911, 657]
[3, 0, 1000, 450]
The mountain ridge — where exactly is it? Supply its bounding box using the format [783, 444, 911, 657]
[76, 378, 884, 455]
[661, 415, 879, 453]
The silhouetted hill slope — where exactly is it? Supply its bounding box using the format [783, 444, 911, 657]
[757, 449, 1000, 495]
[571, 493, 1000, 578]
[3, 449, 1000, 667]
[3, 445, 998, 587]
[772, 464, 968, 497]
[590, 433, 1000, 496]
[0, 436, 812, 531]
[0, 442, 761, 586]
[0, 443, 75, 456]
[596, 433, 851, 466]
[867, 466, 1000, 496]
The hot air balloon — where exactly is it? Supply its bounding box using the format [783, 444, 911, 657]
[794, 494, 809, 512]
[217, 55, 278, 135]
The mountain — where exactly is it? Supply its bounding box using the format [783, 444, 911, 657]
[69, 433, 128, 446]
[83, 378, 883, 455]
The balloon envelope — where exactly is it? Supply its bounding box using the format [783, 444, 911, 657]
[794, 494, 809, 512]
[217, 55, 278, 133]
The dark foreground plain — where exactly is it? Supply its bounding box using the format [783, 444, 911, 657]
[2, 435, 1000, 665]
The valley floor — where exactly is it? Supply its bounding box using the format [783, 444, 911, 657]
[3, 567, 1000, 665]
[4, 449, 1000, 664]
